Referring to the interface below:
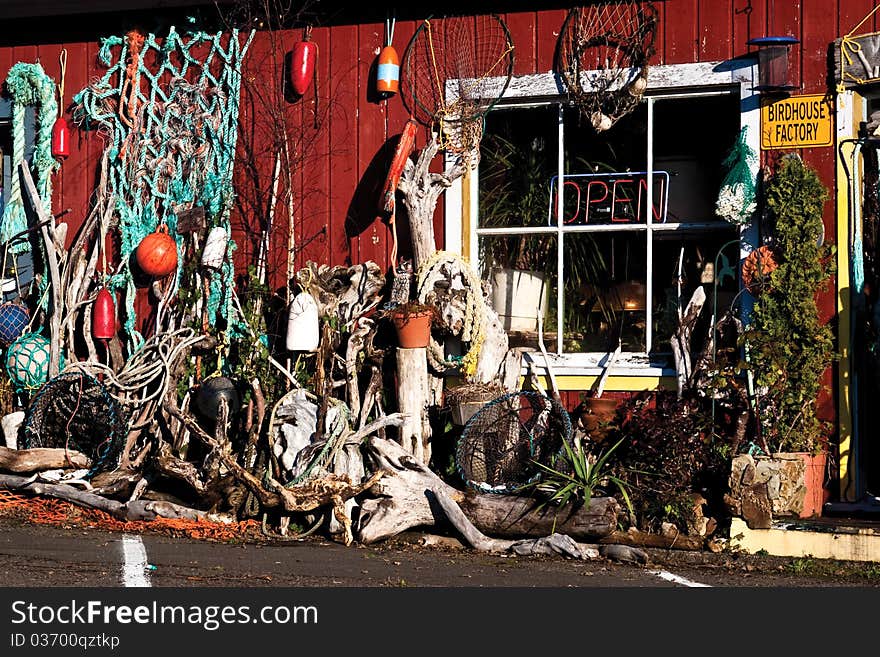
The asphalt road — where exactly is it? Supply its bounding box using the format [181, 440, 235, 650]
[2, 518, 879, 588]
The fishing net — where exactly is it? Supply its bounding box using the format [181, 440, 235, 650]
[21, 371, 128, 477]
[73, 27, 254, 349]
[401, 14, 514, 167]
[715, 126, 759, 225]
[557, 2, 658, 132]
[455, 390, 572, 493]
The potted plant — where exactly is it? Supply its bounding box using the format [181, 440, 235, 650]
[738, 154, 835, 519]
[385, 301, 437, 349]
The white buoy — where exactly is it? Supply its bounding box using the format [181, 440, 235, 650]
[201, 226, 228, 270]
[285, 291, 319, 352]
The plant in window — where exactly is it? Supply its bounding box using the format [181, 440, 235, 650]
[742, 154, 835, 454]
[478, 130, 612, 334]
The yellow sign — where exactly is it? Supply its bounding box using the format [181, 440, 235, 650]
[761, 95, 833, 150]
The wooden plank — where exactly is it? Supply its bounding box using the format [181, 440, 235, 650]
[536, 9, 566, 73]
[355, 22, 388, 271]
[505, 11, 537, 76]
[664, 0, 698, 64]
[299, 25, 331, 270]
[698, 0, 733, 61]
[768, 0, 802, 91]
[384, 19, 416, 268]
[735, 0, 768, 65]
[328, 24, 359, 267]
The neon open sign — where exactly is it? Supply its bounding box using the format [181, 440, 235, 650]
[548, 171, 670, 225]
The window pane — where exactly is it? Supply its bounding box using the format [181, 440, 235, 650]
[563, 233, 646, 353]
[653, 95, 741, 223]
[650, 235, 739, 358]
[479, 106, 558, 231]
[484, 233, 558, 339]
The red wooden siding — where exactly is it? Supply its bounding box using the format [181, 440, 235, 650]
[0, 2, 875, 359]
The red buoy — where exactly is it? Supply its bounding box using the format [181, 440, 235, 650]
[52, 116, 69, 159]
[289, 27, 317, 97]
[136, 224, 178, 278]
[381, 118, 418, 213]
[92, 287, 116, 340]
[376, 45, 400, 96]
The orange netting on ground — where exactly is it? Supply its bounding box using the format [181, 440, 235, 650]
[0, 489, 261, 542]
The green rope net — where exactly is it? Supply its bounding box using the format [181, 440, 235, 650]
[1, 63, 59, 254]
[73, 26, 254, 348]
[715, 126, 758, 226]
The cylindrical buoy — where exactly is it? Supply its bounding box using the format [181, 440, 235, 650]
[201, 226, 228, 270]
[52, 116, 70, 159]
[376, 45, 400, 96]
[286, 291, 319, 352]
[92, 288, 116, 340]
[289, 27, 317, 97]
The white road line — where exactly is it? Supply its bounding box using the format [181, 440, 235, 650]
[649, 569, 711, 587]
[121, 534, 151, 588]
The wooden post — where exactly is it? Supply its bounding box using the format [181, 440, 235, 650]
[396, 347, 431, 464]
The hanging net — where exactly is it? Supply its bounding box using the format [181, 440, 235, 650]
[401, 14, 514, 166]
[716, 126, 759, 225]
[73, 26, 254, 349]
[455, 390, 572, 493]
[1, 63, 59, 255]
[21, 371, 128, 477]
[557, 2, 658, 132]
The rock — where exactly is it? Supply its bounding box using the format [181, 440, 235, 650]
[740, 482, 772, 529]
[2, 411, 24, 449]
[600, 544, 649, 564]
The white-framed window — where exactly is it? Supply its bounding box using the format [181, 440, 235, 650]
[447, 61, 760, 377]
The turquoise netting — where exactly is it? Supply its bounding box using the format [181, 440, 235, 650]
[1, 62, 59, 254]
[73, 26, 254, 349]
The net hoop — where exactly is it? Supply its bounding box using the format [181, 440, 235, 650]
[557, 2, 658, 132]
[401, 13, 515, 143]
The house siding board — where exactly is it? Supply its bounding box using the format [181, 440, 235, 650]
[734, 0, 768, 51]
[698, 0, 733, 62]
[328, 24, 359, 266]
[664, 0, 699, 64]
[505, 11, 537, 76]
[356, 22, 389, 272]
[536, 9, 565, 73]
[0, 4, 862, 361]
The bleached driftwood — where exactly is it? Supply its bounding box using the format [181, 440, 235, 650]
[357, 436, 619, 544]
[397, 135, 465, 269]
[671, 286, 707, 398]
[0, 473, 219, 522]
[0, 446, 90, 473]
[295, 261, 385, 329]
[396, 347, 431, 464]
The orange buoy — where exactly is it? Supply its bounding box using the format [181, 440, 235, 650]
[136, 224, 178, 278]
[92, 287, 116, 340]
[377, 45, 400, 96]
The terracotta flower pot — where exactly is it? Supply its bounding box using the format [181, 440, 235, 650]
[392, 308, 433, 348]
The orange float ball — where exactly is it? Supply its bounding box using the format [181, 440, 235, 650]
[136, 224, 178, 277]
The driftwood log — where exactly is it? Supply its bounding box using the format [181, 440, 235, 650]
[395, 347, 431, 464]
[0, 473, 220, 523]
[357, 436, 619, 544]
[0, 447, 91, 473]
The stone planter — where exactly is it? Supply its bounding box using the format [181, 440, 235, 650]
[725, 452, 829, 529]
